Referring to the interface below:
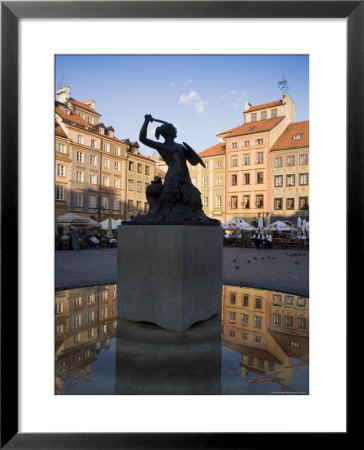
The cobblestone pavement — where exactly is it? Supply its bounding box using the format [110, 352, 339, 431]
[55, 246, 309, 296]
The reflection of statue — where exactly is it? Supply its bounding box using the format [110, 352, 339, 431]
[130, 114, 219, 224]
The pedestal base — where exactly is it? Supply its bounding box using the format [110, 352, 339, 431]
[117, 224, 223, 331]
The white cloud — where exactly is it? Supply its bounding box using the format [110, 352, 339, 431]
[185, 78, 192, 84]
[221, 89, 248, 101]
[178, 90, 208, 113]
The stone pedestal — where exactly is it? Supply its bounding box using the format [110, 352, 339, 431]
[117, 224, 223, 331]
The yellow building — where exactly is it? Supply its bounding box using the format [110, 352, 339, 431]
[55, 120, 72, 216]
[270, 121, 309, 222]
[187, 142, 226, 222]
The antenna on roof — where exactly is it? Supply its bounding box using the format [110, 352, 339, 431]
[278, 76, 289, 94]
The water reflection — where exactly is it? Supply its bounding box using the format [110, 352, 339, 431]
[55, 284, 308, 395]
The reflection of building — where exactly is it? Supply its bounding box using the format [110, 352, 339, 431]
[55, 284, 118, 394]
[270, 121, 309, 221]
[55, 86, 155, 222]
[222, 285, 309, 392]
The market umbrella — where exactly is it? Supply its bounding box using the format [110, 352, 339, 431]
[236, 218, 256, 231]
[222, 219, 240, 230]
[258, 216, 264, 230]
[264, 220, 293, 231]
[56, 213, 101, 228]
[297, 216, 302, 229]
[100, 218, 123, 230]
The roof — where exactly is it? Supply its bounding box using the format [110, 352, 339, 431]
[198, 142, 225, 158]
[56, 106, 93, 129]
[219, 116, 285, 138]
[270, 121, 309, 151]
[69, 98, 101, 116]
[246, 100, 282, 112]
[55, 120, 67, 138]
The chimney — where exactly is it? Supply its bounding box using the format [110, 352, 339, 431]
[56, 86, 70, 104]
[244, 101, 251, 111]
[85, 99, 96, 110]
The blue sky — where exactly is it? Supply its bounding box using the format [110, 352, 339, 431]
[55, 55, 309, 156]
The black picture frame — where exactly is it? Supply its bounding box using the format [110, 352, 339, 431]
[1, 1, 357, 448]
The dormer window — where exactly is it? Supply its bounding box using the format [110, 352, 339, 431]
[261, 111, 267, 120]
[251, 113, 257, 122]
[99, 128, 104, 134]
[293, 134, 302, 140]
[108, 131, 114, 138]
[64, 108, 70, 115]
[249, 126, 257, 131]
[88, 116, 93, 125]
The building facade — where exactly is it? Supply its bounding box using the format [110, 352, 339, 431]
[55, 86, 155, 222]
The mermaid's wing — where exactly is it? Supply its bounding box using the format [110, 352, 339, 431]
[182, 142, 205, 167]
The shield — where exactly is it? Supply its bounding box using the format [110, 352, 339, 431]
[182, 142, 205, 167]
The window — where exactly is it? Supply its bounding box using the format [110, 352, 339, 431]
[287, 174, 295, 186]
[103, 159, 110, 169]
[273, 314, 281, 325]
[285, 295, 294, 305]
[241, 333, 248, 340]
[114, 178, 120, 188]
[99, 127, 105, 134]
[248, 356, 254, 366]
[243, 294, 249, 306]
[102, 176, 109, 187]
[56, 324, 64, 335]
[115, 147, 121, 155]
[231, 174, 237, 186]
[244, 154, 250, 165]
[256, 138, 264, 145]
[244, 173, 250, 185]
[231, 156, 238, 166]
[87, 311, 95, 323]
[128, 161, 134, 171]
[78, 112, 85, 119]
[299, 197, 309, 210]
[102, 197, 109, 209]
[114, 199, 120, 210]
[76, 171, 84, 182]
[273, 294, 282, 306]
[244, 140, 250, 147]
[256, 195, 263, 208]
[255, 297, 262, 308]
[299, 173, 308, 185]
[285, 316, 294, 327]
[204, 161, 208, 169]
[76, 151, 83, 162]
[297, 297, 307, 307]
[64, 108, 70, 114]
[271, 108, 277, 118]
[77, 135, 83, 145]
[254, 316, 262, 328]
[268, 362, 275, 370]
[103, 143, 110, 152]
[286, 198, 295, 210]
[231, 196, 238, 209]
[216, 177, 222, 186]
[89, 195, 97, 208]
[55, 303, 63, 314]
[229, 312, 236, 323]
[127, 200, 133, 211]
[108, 130, 114, 138]
[57, 164, 66, 176]
[128, 179, 134, 191]
[191, 177, 196, 186]
[217, 161, 223, 168]
[257, 172, 263, 184]
[137, 181, 142, 192]
[258, 359, 264, 368]
[58, 143, 66, 153]
[274, 198, 283, 210]
[249, 126, 257, 131]
[100, 308, 107, 320]
[88, 116, 93, 125]
[232, 142, 238, 149]
[275, 175, 283, 187]
[255, 336, 262, 343]
[137, 201, 142, 212]
[300, 154, 308, 165]
[144, 202, 149, 213]
[298, 317, 307, 329]
[293, 134, 302, 140]
[230, 292, 236, 304]
[74, 333, 80, 344]
[241, 314, 248, 326]
[229, 331, 235, 337]
[261, 111, 267, 120]
[137, 163, 142, 173]
[90, 173, 98, 184]
[75, 193, 83, 207]
[275, 156, 282, 167]
[90, 154, 97, 165]
[256, 152, 263, 164]
[251, 113, 257, 122]
[203, 176, 208, 186]
[216, 196, 222, 207]
[114, 161, 120, 171]
[145, 166, 150, 175]
[73, 314, 81, 327]
[203, 197, 208, 207]
[243, 195, 250, 209]
[287, 155, 295, 166]
[90, 139, 96, 149]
